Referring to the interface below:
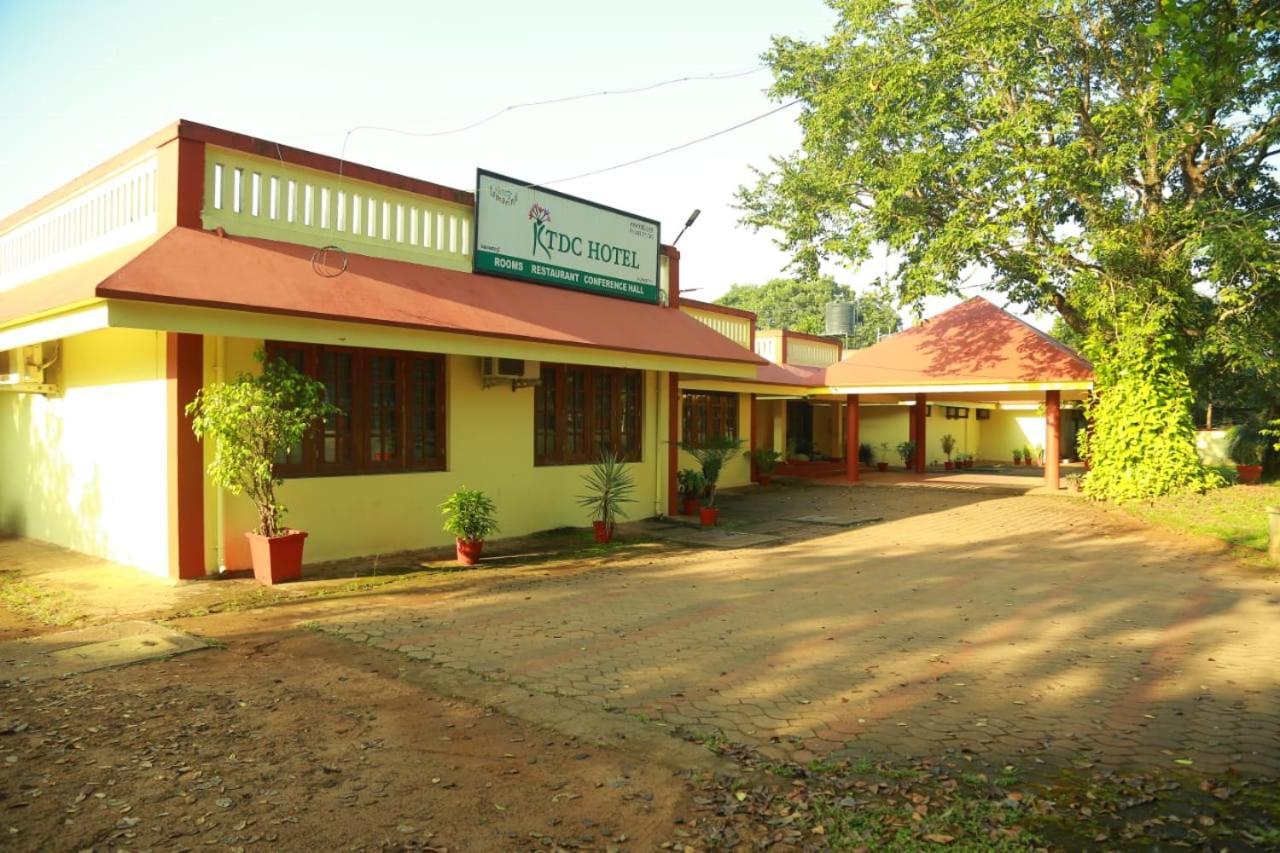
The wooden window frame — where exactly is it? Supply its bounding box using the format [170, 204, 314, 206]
[681, 390, 739, 446]
[534, 363, 643, 467]
[266, 342, 447, 477]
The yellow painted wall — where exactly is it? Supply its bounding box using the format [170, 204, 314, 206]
[676, 391, 752, 491]
[0, 328, 170, 575]
[859, 406, 910, 465]
[211, 339, 665, 568]
[977, 408, 1046, 462]
[925, 406, 981, 463]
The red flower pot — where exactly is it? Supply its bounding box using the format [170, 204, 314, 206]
[455, 538, 484, 566]
[757, 474, 773, 487]
[682, 498, 700, 516]
[699, 507, 720, 527]
[245, 530, 307, 585]
[944, 461, 954, 470]
[1237, 464, 1263, 485]
[876, 462, 889, 472]
[592, 521, 614, 543]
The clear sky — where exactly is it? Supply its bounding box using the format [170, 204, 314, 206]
[0, 0, 1015, 325]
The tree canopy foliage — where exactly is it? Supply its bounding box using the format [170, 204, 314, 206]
[716, 277, 903, 348]
[740, 0, 1279, 499]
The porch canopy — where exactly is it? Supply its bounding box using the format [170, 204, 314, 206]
[823, 297, 1093, 489]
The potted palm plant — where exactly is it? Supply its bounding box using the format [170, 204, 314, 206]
[940, 434, 956, 470]
[441, 488, 499, 565]
[578, 452, 635, 543]
[876, 442, 891, 472]
[677, 468, 705, 515]
[187, 352, 336, 585]
[681, 434, 745, 526]
[1023, 444, 1035, 467]
[896, 440, 916, 471]
[745, 447, 783, 486]
[1012, 448, 1023, 465]
[1228, 422, 1265, 484]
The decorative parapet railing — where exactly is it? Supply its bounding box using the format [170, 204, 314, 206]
[202, 146, 473, 272]
[754, 335, 780, 363]
[680, 305, 753, 349]
[0, 155, 159, 293]
[787, 338, 841, 367]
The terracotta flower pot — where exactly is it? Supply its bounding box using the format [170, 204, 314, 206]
[944, 461, 954, 470]
[757, 474, 773, 487]
[592, 520, 614, 544]
[1237, 464, 1263, 485]
[245, 530, 307, 586]
[876, 462, 889, 472]
[455, 538, 484, 566]
[699, 507, 720, 527]
[682, 498, 701, 516]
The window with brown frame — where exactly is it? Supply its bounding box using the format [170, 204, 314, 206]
[681, 391, 739, 446]
[534, 363, 642, 466]
[266, 342, 446, 476]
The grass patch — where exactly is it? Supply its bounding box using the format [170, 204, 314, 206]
[1121, 482, 1279, 560]
[0, 575, 84, 626]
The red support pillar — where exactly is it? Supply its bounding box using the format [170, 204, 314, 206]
[1045, 390, 1061, 491]
[166, 332, 205, 580]
[845, 394, 861, 481]
[914, 393, 927, 473]
[667, 373, 680, 515]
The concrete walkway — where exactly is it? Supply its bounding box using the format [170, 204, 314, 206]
[314, 483, 1280, 776]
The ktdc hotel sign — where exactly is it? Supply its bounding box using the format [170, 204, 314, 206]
[473, 170, 661, 303]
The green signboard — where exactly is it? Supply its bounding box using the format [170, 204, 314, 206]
[473, 170, 661, 303]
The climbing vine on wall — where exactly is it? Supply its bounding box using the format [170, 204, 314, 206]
[1079, 308, 1223, 502]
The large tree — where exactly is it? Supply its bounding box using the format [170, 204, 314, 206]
[740, 0, 1279, 500]
[716, 277, 903, 348]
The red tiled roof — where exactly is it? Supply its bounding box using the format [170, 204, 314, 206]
[823, 297, 1092, 386]
[756, 361, 825, 387]
[93, 228, 765, 365]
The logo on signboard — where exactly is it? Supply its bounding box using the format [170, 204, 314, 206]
[528, 203, 552, 259]
[488, 184, 518, 206]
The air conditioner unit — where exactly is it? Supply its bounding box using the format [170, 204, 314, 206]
[480, 357, 541, 389]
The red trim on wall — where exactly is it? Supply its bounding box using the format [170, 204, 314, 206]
[845, 394, 860, 481]
[668, 373, 680, 514]
[167, 332, 205, 580]
[175, 139, 206, 229]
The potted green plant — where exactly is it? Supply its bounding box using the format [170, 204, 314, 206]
[940, 434, 956, 470]
[896, 440, 916, 471]
[681, 434, 745, 526]
[876, 442, 891, 472]
[441, 488, 499, 565]
[1228, 422, 1265, 484]
[578, 452, 635, 543]
[187, 352, 336, 586]
[1023, 444, 1035, 467]
[677, 468, 706, 515]
[1012, 448, 1023, 465]
[745, 447, 783, 486]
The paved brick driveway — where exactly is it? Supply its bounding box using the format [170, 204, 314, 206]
[319, 484, 1280, 775]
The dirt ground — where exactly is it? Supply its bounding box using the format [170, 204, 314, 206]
[0, 614, 705, 852]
